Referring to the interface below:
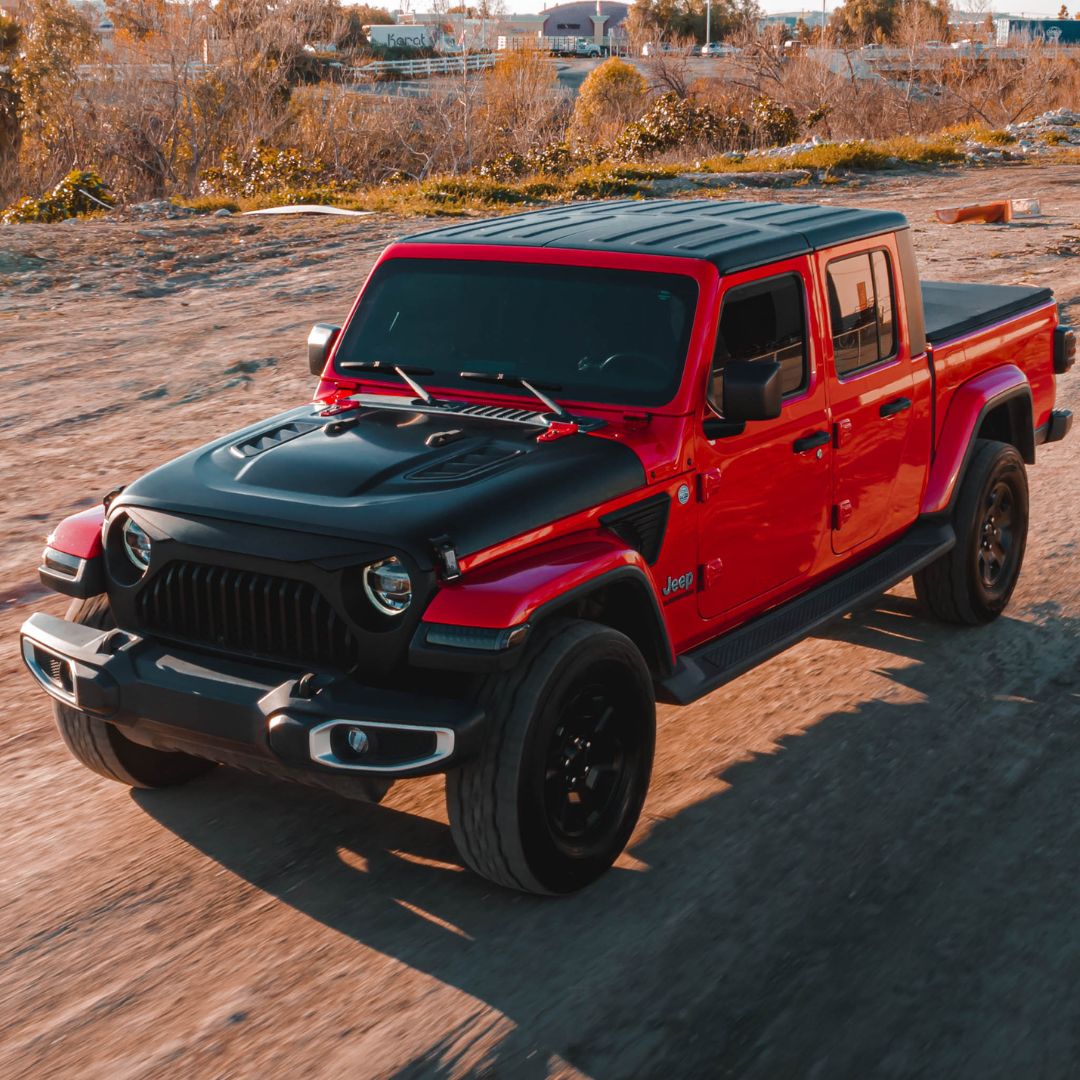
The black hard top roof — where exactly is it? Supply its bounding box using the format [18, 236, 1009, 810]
[400, 198, 910, 274]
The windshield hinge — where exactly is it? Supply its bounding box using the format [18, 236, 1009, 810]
[431, 535, 462, 581]
[537, 420, 579, 442]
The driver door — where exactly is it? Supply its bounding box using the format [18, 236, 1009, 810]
[696, 264, 833, 621]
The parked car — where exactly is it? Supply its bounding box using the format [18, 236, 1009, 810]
[641, 41, 687, 56]
[700, 41, 737, 57]
[21, 199, 1074, 895]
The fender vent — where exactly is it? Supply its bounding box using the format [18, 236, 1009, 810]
[600, 493, 670, 565]
[232, 421, 320, 458]
[409, 444, 524, 482]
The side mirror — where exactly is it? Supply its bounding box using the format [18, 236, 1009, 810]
[703, 360, 782, 439]
[308, 323, 341, 376]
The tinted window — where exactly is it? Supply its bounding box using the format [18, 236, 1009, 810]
[710, 274, 808, 409]
[334, 259, 698, 408]
[827, 251, 897, 377]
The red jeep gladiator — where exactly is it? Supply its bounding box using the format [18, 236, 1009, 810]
[20, 199, 1075, 894]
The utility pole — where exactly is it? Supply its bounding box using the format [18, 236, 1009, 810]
[706, 0, 711, 44]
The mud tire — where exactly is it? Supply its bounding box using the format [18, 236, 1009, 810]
[915, 439, 1029, 625]
[446, 619, 655, 895]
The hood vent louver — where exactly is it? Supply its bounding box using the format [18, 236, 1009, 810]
[409, 443, 525, 482]
[232, 420, 321, 458]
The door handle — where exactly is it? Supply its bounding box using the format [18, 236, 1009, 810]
[879, 396, 912, 418]
[793, 430, 830, 454]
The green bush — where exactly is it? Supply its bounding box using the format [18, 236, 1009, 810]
[612, 94, 746, 162]
[750, 96, 800, 146]
[199, 142, 331, 197]
[2, 169, 115, 224]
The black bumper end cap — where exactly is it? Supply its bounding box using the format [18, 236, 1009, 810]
[38, 555, 106, 600]
[1038, 409, 1073, 445]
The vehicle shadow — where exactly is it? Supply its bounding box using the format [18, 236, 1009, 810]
[135, 599, 1080, 1078]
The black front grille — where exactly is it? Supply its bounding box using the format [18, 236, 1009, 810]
[137, 561, 359, 670]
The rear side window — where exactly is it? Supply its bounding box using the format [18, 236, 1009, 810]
[710, 274, 808, 409]
[826, 250, 897, 377]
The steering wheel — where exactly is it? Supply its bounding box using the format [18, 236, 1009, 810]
[594, 352, 669, 380]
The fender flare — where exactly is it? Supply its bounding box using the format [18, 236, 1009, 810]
[921, 365, 1033, 516]
[412, 532, 675, 675]
[40, 505, 107, 598]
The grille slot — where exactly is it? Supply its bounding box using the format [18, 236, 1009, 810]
[137, 561, 359, 670]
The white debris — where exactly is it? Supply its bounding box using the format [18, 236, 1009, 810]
[242, 205, 373, 217]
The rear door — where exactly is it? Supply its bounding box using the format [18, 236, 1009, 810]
[820, 244, 916, 553]
[696, 264, 833, 620]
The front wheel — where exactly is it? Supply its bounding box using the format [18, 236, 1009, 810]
[914, 438, 1029, 624]
[52, 596, 215, 788]
[446, 619, 655, 894]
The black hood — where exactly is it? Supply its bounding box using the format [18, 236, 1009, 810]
[115, 405, 647, 569]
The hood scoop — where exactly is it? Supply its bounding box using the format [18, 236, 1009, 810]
[408, 443, 525, 482]
[232, 420, 321, 458]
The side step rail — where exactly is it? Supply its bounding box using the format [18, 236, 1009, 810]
[659, 521, 955, 706]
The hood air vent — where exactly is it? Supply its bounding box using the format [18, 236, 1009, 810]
[232, 420, 321, 458]
[409, 443, 525, 482]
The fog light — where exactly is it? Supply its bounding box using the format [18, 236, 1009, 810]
[363, 557, 412, 616]
[346, 727, 369, 754]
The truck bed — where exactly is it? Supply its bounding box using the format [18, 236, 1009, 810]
[921, 281, 1054, 345]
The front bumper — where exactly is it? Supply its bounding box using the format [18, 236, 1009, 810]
[19, 613, 486, 783]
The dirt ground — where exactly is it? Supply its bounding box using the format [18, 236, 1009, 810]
[1, 166, 1078, 1080]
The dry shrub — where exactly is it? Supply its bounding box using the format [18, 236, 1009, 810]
[571, 57, 648, 143]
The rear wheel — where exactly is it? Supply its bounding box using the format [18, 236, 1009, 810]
[914, 438, 1029, 624]
[52, 596, 215, 788]
[446, 619, 655, 894]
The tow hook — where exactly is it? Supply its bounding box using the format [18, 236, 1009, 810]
[294, 672, 333, 700]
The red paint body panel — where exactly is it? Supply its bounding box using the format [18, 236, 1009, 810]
[302, 224, 1060, 668]
[48, 506, 105, 559]
[921, 363, 1029, 515]
[927, 302, 1057, 445]
[423, 530, 661, 629]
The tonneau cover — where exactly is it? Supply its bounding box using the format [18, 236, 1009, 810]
[922, 280, 1053, 344]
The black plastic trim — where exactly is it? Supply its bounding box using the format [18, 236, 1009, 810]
[599, 493, 671, 565]
[1054, 326, 1076, 374]
[19, 613, 486, 780]
[1036, 409, 1073, 445]
[531, 566, 676, 677]
[38, 551, 106, 599]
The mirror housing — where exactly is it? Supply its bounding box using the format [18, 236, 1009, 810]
[308, 323, 341, 376]
[703, 360, 782, 439]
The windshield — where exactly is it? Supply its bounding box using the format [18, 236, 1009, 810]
[334, 258, 699, 408]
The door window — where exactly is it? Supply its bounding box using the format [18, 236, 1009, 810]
[826, 250, 897, 377]
[710, 274, 808, 412]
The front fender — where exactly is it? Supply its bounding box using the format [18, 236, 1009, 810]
[413, 531, 673, 673]
[49, 505, 106, 559]
[40, 505, 107, 598]
[922, 365, 1031, 516]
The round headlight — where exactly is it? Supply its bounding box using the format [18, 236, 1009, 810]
[363, 557, 412, 616]
[122, 518, 152, 572]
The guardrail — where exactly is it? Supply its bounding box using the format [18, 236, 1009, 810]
[347, 53, 499, 79]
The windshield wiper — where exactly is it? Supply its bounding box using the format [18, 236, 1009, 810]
[337, 360, 438, 404]
[459, 371, 571, 420]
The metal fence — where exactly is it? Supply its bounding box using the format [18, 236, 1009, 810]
[346, 53, 500, 80]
